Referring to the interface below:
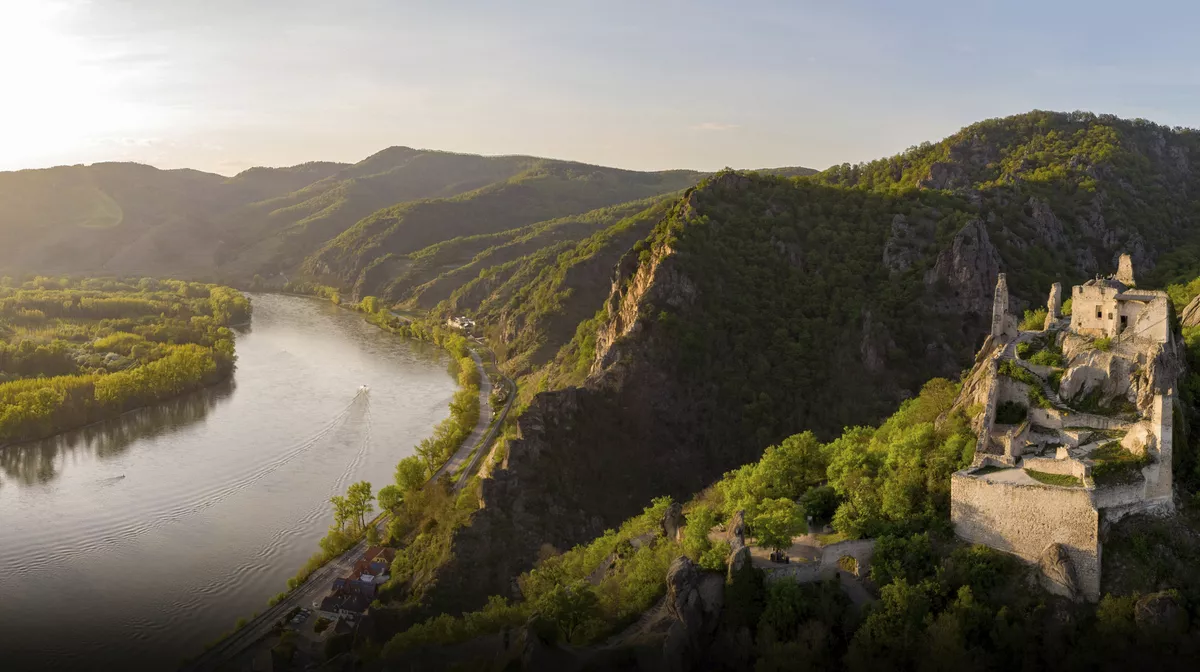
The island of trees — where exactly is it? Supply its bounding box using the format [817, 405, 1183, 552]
[0, 276, 250, 446]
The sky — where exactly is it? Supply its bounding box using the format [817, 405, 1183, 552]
[3, 0, 1200, 176]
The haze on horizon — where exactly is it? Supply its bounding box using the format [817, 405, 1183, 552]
[3, 0, 1199, 176]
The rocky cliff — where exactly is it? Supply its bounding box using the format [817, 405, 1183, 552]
[417, 110, 1200, 619]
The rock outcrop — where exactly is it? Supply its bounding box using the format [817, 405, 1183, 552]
[1038, 542, 1080, 600]
[1027, 197, 1068, 248]
[924, 219, 1002, 317]
[1134, 591, 1189, 636]
[662, 556, 725, 672]
[725, 510, 750, 576]
[662, 502, 685, 544]
[1183, 294, 1200, 327]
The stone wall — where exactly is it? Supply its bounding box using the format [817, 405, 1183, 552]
[1142, 392, 1175, 503]
[762, 539, 876, 585]
[1127, 296, 1170, 344]
[1071, 284, 1120, 337]
[951, 473, 1101, 601]
[1023, 456, 1089, 480]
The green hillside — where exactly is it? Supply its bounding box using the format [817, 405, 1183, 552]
[302, 162, 704, 295]
[407, 111, 1200, 626]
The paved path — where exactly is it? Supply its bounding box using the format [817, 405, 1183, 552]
[183, 340, 512, 671]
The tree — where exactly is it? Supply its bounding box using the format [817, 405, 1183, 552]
[753, 497, 805, 553]
[395, 455, 426, 493]
[415, 439, 441, 477]
[330, 495, 352, 532]
[800, 485, 840, 522]
[377, 485, 402, 513]
[346, 481, 374, 531]
[532, 582, 599, 643]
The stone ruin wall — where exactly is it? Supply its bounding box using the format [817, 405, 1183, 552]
[1127, 296, 1170, 344]
[951, 473, 1101, 601]
[1023, 455, 1089, 480]
[1070, 284, 1120, 337]
[1143, 392, 1175, 503]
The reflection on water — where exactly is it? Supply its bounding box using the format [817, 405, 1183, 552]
[0, 379, 235, 487]
[0, 294, 458, 671]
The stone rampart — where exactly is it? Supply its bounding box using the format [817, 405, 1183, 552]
[951, 473, 1101, 601]
[1023, 456, 1089, 480]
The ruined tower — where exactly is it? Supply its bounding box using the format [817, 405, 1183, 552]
[1116, 253, 1135, 286]
[990, 273, 1009, 339]
[1045, 282, 1063, 330]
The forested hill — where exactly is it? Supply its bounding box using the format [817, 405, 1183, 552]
[0, 149, 711, 285]
[422, 110, 1200, 615]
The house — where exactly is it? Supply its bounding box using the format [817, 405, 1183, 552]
[318, 593, 370, 618]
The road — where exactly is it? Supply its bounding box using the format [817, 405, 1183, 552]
[431, 349, 491, 483]
[450, 340, 515, 493]
[182, 338, 514, 671]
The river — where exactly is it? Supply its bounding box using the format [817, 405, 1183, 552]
[0, 294, 458, 670]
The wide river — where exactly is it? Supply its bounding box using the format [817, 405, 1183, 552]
[0, 294, 457, 670]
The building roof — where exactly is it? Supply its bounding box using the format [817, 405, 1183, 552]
[319, 593, 371, 614]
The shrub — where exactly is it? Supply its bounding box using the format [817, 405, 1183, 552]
[1028, 386, 1053, 409]
[1062, 297, 1073, 316]
[699, 541, 731, 572]
[1095, 337, 1113, 351]
[1029, 349, 1065, 367]
[1020, 308, 1047, 330]
[998, 360, 1039, 386]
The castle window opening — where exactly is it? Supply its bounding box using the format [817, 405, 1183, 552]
[1096, 307, 1102, 319]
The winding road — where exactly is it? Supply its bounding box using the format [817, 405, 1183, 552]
[182, 338, 514, 671]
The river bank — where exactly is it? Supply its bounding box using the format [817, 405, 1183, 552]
[0, 294, 459, 671]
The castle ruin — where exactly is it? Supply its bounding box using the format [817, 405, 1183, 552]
[949, 254, 1182, 601]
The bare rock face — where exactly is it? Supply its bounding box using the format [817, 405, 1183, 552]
[1059, 334, 1138, 409]
[1038, 543, 1079, 600]
[882, 214, 931, 274]
[662, 501, 685, 544]
[662, 556, 725, 672]
[726, 510, 747, 546]
[859, 308, 890, 374]
[1134, 591, 1189, 636]
[1182, 294, 1200, 327]
[1027, 197, 1067, 248]
[1121, 421, 1157, 456]
[923, 219, 1002, 317]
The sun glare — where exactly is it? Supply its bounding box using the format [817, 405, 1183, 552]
[0, 1, 164, 169]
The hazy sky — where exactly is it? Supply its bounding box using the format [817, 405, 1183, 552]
[4, 0, 1200, 175]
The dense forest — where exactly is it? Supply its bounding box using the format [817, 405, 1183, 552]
[0, 276, 249, 445]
